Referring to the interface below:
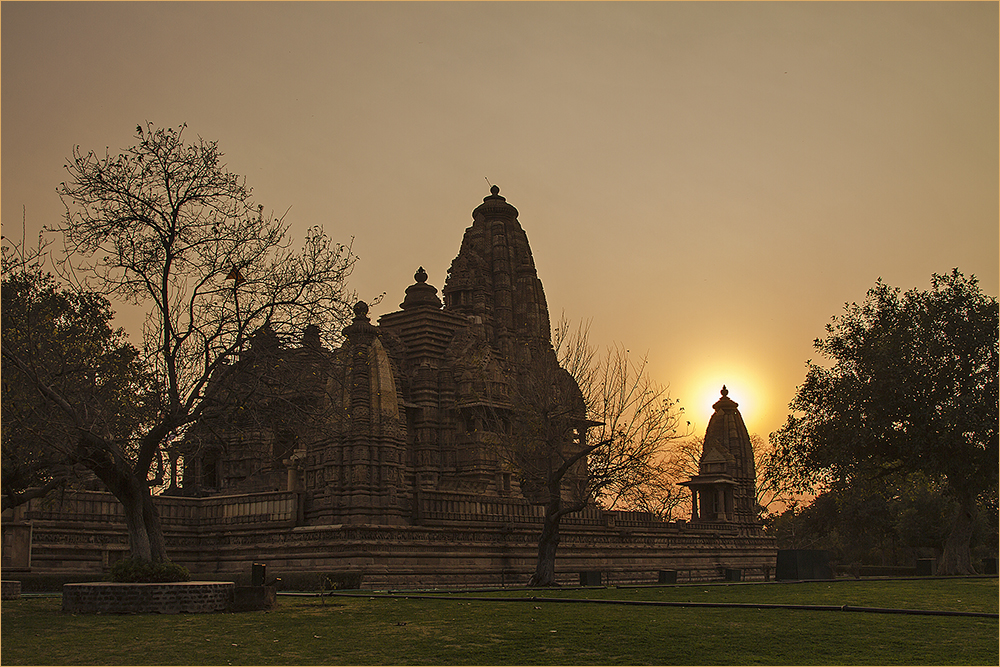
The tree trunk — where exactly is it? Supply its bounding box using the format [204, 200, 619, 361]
[82, 436, 169, 562]
[122, 489, 152, 561]
[116, 476, 169, 561]
[937, 495, 977, 575]
[527, 461, 593, 587]
[528, 501, 561, 587]
[141, 485, 168, 562]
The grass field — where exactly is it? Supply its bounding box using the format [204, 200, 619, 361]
[2, 578, 997, 665]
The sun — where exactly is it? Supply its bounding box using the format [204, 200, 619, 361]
[687, 370, 766, 436]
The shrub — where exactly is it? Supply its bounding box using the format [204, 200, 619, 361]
[321, 571, 364, 591]
[108, 556, 190, 583]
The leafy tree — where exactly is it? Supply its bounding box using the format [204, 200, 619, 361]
[766, 473, 997, 572]
[2, 123, 356, 561]
[893, 474, 963, 558]
[771, 270, 998, 574]
[751, 433, 798, 520]
[498, 320, 688, 587]
[2, 247, 152, 512]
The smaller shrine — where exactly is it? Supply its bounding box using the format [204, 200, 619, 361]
[681, 386, 758, 524]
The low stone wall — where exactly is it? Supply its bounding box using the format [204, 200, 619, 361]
[15, 489, 300, 530]
[2, 580, 21, 600]
[62, 582, 234, 614]
[17, 489, 778, 588]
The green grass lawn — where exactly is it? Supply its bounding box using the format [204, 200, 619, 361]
[2, 578, 996, 665]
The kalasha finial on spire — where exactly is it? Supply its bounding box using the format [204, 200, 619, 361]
[343, 300, 377, 339]
[473, 184, 517, 219]
[401, 267, 442, 310]
[713, 385, 738, 410]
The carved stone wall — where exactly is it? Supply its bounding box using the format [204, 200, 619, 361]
[15, 489, 776, 587]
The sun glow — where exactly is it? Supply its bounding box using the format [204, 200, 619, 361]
[686, 369, 768, 437]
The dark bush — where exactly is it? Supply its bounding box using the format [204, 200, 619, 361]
[108, 556, 190, 583]
[321, 571, 364, 591]
[257, 571, 364, 591]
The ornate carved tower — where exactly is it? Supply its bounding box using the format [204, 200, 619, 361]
[442, 185, 551, 366]
[309, 301, 409, 524]
[681, 386, 759, 525]
[378, 268, 469, 492]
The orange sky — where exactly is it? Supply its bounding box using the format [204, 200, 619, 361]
[3, 2, 997, 439]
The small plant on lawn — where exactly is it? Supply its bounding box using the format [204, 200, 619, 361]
[108, 556, 190, 583]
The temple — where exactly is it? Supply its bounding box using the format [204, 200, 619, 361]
[2, 187, 776, 587]
[680, 386, 757, 523]
[175, 185, 586, 516]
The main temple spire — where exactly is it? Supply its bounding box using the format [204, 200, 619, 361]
[442, 186, 551, 363]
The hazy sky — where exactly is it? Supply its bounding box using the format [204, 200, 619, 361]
[3, 1, 997, 438]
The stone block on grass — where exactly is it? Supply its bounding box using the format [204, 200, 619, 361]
[230, 585, 277, 612]
[2, 581, 22, 600]
[658, 570, 677, 584]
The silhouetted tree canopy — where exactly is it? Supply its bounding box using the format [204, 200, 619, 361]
[771, 269, 998, 574]
[765, 473, 997, 571]
[1, 256, 153, 512]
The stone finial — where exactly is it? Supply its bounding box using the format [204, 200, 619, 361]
[302, 324, 322, 349]
[473, 184, 518, 220]
[713, 385, 739, 410]
[343, 300, 378, 340]
[401, 267, 443, 310]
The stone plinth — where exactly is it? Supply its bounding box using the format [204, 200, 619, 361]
[62, 581, 234, 614]
[231, 585, 277, 612]
[2, 580, 22, 600]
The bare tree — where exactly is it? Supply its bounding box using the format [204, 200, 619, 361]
[661, 432, 796, 522]
[598, 454, 688, 520]
[498, 319, 688, 587]
[2, 124, 356, 562]
[603, 433, 701, 521]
